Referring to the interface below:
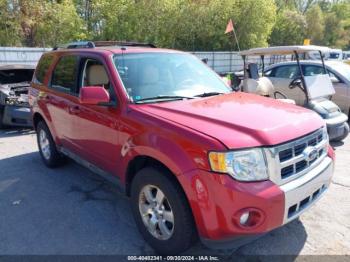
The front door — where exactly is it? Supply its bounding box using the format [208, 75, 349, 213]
[68, 56, 121, 174]
[328, 71, 350, 115]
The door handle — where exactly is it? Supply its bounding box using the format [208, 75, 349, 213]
[69, 105, 81, 115]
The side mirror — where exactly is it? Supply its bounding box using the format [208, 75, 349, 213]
[201, 58, 209, 64]
[80, 86, 110, 105]
[330, 76, 339, 83]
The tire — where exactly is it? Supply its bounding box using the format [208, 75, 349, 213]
[130, 167, 197, 255]
[36, 121, 65, 168]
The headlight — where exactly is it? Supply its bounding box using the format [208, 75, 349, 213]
[208, 148, 268, 181]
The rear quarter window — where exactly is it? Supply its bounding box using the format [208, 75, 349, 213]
[34, 55, 54, 84]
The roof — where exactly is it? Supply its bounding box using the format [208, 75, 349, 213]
[0, 64, 36, 70]
[50, 40, 184, 55]
[240, 45, 331, 56]
[49, 46, 184, 55]
[265, 60, 346, 69]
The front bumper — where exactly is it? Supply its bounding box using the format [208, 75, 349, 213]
[2, 105, 32, 127]
[325, 113, 349, 140]
[179, 156, 333, 250]
[280, 156, 333, 224]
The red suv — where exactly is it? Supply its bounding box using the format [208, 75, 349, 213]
[30, 41, 335, 254]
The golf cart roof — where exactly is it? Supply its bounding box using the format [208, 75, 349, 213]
[240, 45, 331, 56]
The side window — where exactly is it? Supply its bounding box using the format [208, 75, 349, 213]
[303, 65, 325, 76]
[79, 58, 115, 101]
[51, 56, 79, 92]
[81, 59, 110, 91]
[34, 55, 54, 84]
[274, 65, 300, 79]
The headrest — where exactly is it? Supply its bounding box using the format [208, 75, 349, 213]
[87, 65, 109, 86]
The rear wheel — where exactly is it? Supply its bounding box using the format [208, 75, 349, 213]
[130, 167, 197, 255]
[36, 121, 65, 167]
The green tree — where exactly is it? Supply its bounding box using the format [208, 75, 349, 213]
[0, 0, 22, 46]
[89, 0, 276, 51]
[0, 0, 86, 47]
[305, 5, 324, 45]
[269, 9, 306, 45]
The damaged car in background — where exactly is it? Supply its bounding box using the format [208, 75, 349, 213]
[0, 64, 34, 128]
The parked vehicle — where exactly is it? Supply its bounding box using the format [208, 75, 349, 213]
[0, 64, 35, 128]
[30, 41, 335, 254]
[309, 48, 343, 61]
[264, 60, 350, 121]
[240, 45, 349, 142]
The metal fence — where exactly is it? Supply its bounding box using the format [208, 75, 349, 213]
[0, 47, 290, 73]
[191, 51, 291, 74]
[0, 47, 51, 66]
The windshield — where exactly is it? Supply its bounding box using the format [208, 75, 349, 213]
[113, 53, 231, 102]
[330, 63, 350, 82]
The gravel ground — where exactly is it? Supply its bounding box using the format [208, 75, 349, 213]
[0, 128, 349, 257]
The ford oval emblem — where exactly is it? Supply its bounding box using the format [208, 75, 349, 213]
[303, 146, 318, 162]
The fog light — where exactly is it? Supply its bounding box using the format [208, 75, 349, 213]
[240, 212, 250, 225]
[233, 208, 265, 229]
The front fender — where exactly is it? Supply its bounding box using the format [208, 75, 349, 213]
[118, 131, 211, 183]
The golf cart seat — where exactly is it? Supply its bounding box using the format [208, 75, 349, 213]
[243, 63, 296, 104]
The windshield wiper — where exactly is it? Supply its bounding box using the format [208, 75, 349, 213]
[194, 92, 224, 97]
[134, 95, 194, 103]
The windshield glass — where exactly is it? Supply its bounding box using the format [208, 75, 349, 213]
[330, 63, 350, 82]
[113, 53, 231, 102]
[305, 74, 335, 99]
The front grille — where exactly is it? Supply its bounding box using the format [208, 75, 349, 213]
[271, 128, 328, 183]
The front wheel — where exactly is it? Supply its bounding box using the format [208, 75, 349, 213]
[130, 167, 197, 255]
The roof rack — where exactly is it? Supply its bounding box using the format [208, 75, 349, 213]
[53, 40, 156, 50]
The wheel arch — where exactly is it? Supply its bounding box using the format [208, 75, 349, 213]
[33, 112, 46, 130]
[125, 155, 181, 197]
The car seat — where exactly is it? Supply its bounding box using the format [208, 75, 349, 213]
[87, 64, 109, 90]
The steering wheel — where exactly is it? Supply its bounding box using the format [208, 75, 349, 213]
[289, 77, 302, 89]
[274, 91, 288, 99]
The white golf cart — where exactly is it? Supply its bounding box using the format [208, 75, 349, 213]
[239, 45, 349, 142]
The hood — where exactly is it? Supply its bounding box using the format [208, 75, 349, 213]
[137, 92, 324, 149]
[309, 98, 342, 119]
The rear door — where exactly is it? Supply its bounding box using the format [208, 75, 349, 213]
[302, 64, 349, 114]
[47, 55, 80, 149]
